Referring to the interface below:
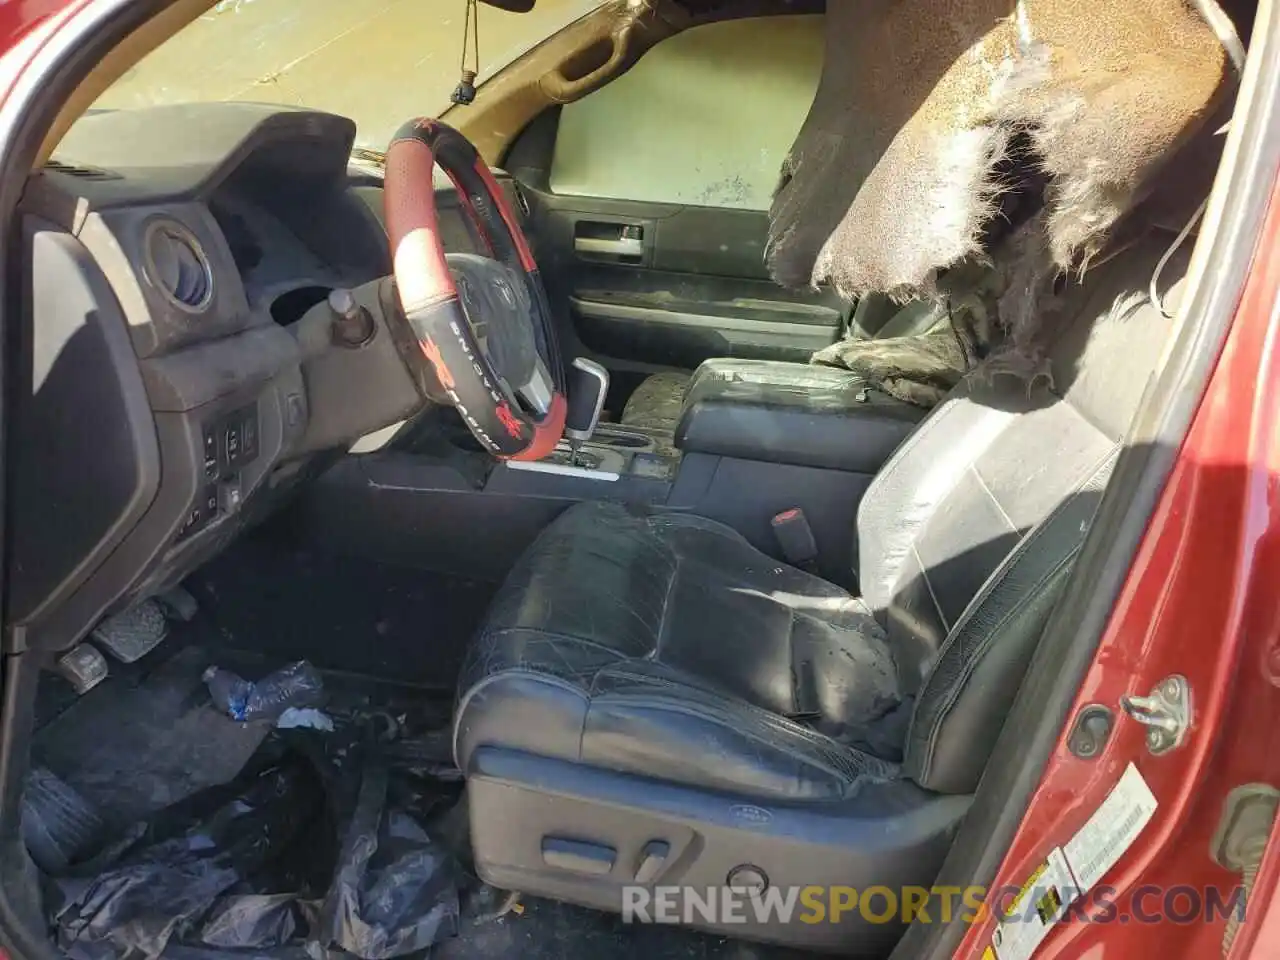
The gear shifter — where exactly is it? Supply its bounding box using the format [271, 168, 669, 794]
[564, 358, 609, 466]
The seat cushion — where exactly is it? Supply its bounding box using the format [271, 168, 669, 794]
[454, 501, 902, 800]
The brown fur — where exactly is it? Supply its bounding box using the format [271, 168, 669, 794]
[769, 0, 1229, 343]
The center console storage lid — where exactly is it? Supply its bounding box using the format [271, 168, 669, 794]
[674, 359, 927, 474]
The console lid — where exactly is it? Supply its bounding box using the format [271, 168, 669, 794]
[674, 359, 926, 473]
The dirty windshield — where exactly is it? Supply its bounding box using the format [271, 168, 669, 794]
[95, 0, 604, 151]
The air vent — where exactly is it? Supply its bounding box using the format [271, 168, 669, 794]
[143, 220, 213, 312]
[43, 158, 121, 181]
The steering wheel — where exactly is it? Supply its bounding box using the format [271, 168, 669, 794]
[383, 117, 566, 460]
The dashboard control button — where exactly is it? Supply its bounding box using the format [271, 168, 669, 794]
[240, 410, 258, 460]
[178, 505, 202, 540]
[202, 426, 219, 478]
[219, 473, 242, 513]
[203, 485, 219, 517]
[224, 421, 243, 463]
[286, 393, 305, 428]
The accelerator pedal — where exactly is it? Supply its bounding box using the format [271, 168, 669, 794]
[91, 599, 168, 663]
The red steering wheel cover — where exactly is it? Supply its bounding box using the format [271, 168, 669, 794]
[384, 118, 565, 461]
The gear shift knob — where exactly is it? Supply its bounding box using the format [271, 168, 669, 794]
[564, 358, 609, 463]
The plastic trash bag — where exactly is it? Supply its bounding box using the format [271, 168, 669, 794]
[47, 731, 460, 960]
[199, 894, 308, 949]
[316, 760, 460, 959]
[204, 661, 326, 723]
[51, 752, 325, 960]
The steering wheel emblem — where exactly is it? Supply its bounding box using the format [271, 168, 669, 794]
[492, 276, 517, 309]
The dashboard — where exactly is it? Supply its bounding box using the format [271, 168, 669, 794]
[7, 103, 474, 654]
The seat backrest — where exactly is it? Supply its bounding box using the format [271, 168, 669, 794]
[855, 233, 1187, 793]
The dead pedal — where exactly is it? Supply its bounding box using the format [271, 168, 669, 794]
[55, 643, 109, 694]
[91, 600, 169, 664]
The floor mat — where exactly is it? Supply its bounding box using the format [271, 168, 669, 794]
[30, 637, 802, 960]
[439, 894, 811, 960]
[187, 535, 496, 690]
[21, 767, 105, 873]
[32, 645, 273, 831]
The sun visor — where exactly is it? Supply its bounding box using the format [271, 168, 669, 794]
[767, 0, 1233, 307]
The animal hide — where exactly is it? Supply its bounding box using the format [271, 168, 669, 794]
[810, 321, 982, 406]
[769, 0, 1230, 351]
[811, 256, 1003, 406]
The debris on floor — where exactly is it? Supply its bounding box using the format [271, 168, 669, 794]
[203, 660, 326, 722]
[32, 649, 465, 960]
[51, 746, 328, 960]
[276, 706, 335, 732]
[44, 729, 462, 960]
[34, 647, 276, 830]
[27, 608, 784, 960]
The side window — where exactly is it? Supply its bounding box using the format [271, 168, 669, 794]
[548, 16, 823, 211]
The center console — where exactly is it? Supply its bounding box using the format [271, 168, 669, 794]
[299, 358, 929, 588]
[505, 426, 677, 482]
[671, 358, 926, 474]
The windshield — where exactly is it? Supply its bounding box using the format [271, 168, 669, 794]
[94, 0, 604, 151]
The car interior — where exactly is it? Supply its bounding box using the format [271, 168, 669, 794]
[0, 0, 1265, 958]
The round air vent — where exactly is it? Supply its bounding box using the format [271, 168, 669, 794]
[143, 219, 213, 311]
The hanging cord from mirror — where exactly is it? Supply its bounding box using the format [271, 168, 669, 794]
[452, 0, 482, 105]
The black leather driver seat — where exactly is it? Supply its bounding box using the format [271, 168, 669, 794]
[453, 238, 1183, 952]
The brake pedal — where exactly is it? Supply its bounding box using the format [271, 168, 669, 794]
[91, 600, 168, 663]
[55, 643, 109, 694]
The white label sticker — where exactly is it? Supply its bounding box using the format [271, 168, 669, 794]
[1063, 762, 1158, 892]
[989, 763, 1158, 960]
[991, 847, 1076, 960]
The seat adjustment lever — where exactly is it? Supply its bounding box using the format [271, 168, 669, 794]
[633, 840, 670, 884]
[541, 837, 615, 876]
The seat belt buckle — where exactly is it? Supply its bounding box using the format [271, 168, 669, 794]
[771, 508, 819, 574]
